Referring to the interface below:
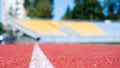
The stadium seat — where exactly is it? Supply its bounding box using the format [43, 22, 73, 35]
[13, 19, 68, 36]
[94, 23, 120, 36]
[62, 22, 107, 36]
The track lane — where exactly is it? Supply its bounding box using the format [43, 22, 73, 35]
[29, 44, 54, 68]
[0, 44, 34, 68]
[0, 44, 120, 68]
[40, 44, 120, 68]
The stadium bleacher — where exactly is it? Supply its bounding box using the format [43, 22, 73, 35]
[11, 19, 120, 43]
[62, 22, 107, 36]
[13, 19, 68, 36]
[94, 22, 120, 36]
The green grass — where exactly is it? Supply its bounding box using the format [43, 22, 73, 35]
[90, 42, 120, 44]
[102, 42, 120, 44]
[79, 42, 120, 44]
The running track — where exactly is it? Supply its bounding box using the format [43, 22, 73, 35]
[0, 43, 120, 68]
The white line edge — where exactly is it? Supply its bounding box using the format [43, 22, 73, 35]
[29, 44, 54, 68]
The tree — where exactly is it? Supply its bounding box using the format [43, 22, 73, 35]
[71, 0, 104, 20]
[24, 0, 53, 18]
[0, 23, 5, 33]
[71, 0, 85, 20]
[104, 0, 120, 20]
[63, 6, 72, 20]
[72, 4, 84, 19]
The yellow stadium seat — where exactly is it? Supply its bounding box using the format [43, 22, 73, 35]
[13, 19, 68, 36]
[62, 22, 107, 36]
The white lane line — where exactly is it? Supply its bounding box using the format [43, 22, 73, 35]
[29, 44, 54, 68]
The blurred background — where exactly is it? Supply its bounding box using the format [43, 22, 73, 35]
[0, 0, 120, 44]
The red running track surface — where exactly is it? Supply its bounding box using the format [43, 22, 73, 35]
[0, 44, 34, 68]
[0, 44, 120, 68]
[40, 44, 120, 68]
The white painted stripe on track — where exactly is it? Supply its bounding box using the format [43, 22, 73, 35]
[29, 44, 54, 68]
